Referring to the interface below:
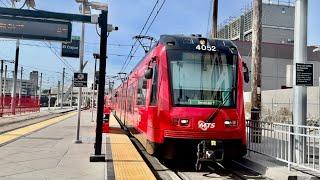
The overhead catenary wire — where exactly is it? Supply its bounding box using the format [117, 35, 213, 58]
[0, 0, 8, 7]
[121, 0, 167, 73]
[119, 0, 161, 73]
[43, 42, 75, 72]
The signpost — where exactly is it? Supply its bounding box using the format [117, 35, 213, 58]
[61, 37, 80, 58]
[296, 63, 314, 86]
[73, 73, 88, 87]
[0, 16, 72, 41]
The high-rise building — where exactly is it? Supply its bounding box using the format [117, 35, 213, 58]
[217, 1, 295, 44]
[29, 71, 38, 96]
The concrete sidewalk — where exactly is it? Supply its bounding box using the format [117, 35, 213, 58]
[0, 110, 105, 180]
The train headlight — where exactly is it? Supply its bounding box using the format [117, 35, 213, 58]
[224, 120, 238, 127]
[180, 119, 189, 126]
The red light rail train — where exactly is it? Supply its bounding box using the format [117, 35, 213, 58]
[109, 34, 249, 169]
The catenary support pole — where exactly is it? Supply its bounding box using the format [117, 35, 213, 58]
[70, 78, 73, 107]
[0, 61, 3, 97]
[250, 0, 262, 143]
[61, 68, 65, 109]
[0, 60, 3, 116]
[293, 0, 308, 164]
[212, 0, 218, 38]
[39, 73, 42, 106]
[3, 65, 7, 106]
[19, 66, 23, 111]
[57, 81, 60, 107]
[90, 9, 108, 162]
[75, 1, 86, 144]
[48, 87, 51, 110]
[11, 40, 20, 115]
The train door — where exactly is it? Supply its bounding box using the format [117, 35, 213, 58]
[136, 76, 148, 133]
[147, 63, 158, 128]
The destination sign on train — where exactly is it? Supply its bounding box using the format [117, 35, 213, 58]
[0, 16, 71, 41]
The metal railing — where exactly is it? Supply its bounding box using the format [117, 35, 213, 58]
[0, 95, 40, 116]
[246, 120, 320, 173]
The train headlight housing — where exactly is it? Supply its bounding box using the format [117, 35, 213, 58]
[180, 119, 189, 126]
[224, 120, 238, 127]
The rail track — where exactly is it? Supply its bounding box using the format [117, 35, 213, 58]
[114, 114, 267, 180]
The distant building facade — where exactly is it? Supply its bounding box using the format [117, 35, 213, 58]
[217, 2, 295, 44]
[29, 71, 38, 96]
[233, 41, 320, 92]
[0, 71, 39, 96]
[1, 78, 34, 96]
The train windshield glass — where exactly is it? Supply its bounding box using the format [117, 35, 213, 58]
[168, 50, 237, 107]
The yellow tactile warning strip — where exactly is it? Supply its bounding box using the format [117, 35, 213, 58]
[109, 114, 156, 180]
[0, 111, 77, 145]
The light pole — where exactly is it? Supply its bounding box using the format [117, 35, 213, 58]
[74, 0, 90, 144]
[90, 2, 118, 162]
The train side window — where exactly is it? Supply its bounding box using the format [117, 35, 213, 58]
[136, 77, 146, 105]
[150, 65, 158, 106]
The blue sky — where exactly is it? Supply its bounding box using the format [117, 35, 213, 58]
[0, 0, 319, 89]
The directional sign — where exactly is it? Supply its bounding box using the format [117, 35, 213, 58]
[0, 16, 71, 41]
[74, 73, 88, 87]
[296, 63, 314, 86]
[61, 37, 80, 58]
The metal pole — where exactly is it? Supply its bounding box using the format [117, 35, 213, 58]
[61, 68, 65, 109]
[75, 1, 86, 144]
[0, 60, 3, 116]
[91, 57, 97, 122]
[3, 65, 7, 105]
[9, 0, 19, 115]
[57, 81, 60, 107]
[212, 0, 218, 38]
[39, 73, 42, 106]
[18, 66, 23, 113]
[293, 0, 308, 164]
[0, 61, 3, 97]
[90, 9, 108, 161]
[319, 77, 320, 121]
[70, 78, 73, 107]
[250, 0, 262, 143]
[48, 87, 51, 110]
[11, 40, 20, 115]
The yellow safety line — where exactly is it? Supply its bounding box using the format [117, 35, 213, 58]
[0, 111, 77, 145]
[109, 114, 156, 180]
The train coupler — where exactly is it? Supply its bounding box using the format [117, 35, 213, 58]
[195, 140, 224, 171]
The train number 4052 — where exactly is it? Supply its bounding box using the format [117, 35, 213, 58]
[196, 45, 217, 52]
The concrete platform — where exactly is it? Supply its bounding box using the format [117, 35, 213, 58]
[0, 110, 106, 180]
[106, 113, 156, 180]
[236, 152, 320, 180]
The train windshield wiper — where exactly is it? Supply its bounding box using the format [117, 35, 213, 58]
[205, 87, 235, 123]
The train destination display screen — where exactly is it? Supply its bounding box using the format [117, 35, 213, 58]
[0, 16, 71, 41]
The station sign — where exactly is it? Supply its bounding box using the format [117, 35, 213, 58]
[0, 16, 71, 41]
[61, 36, 80, 58]
[73, 73, 88, 87]
[296, 63, 313, 86]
